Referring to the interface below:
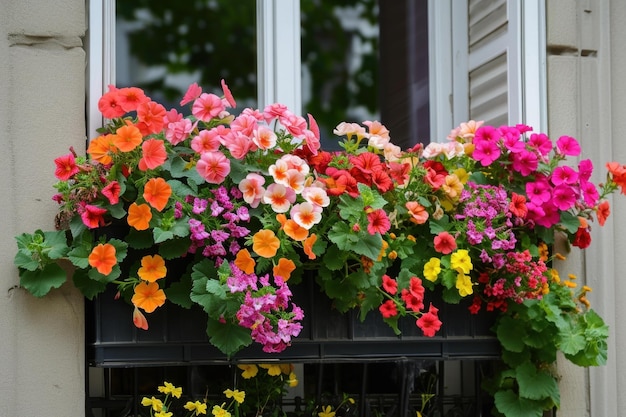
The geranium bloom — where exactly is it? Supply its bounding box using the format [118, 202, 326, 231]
[366, 209, 390, 235]
[252, 229, 280, 258]
[81, 204, 107, 229]
[416, 304, 442, 337]
[137, 254, 167, 282]
[132, 281, 166, 313]
[406, 201, 429, 225]
[143, 178, 172, 211]
[127, 202, 152, 230]
[433, 232, 457, 254]
[138, 138, 167, 171]
[192, 93, 225, 122]
[88, 243, 117, 275]
[132, 306, 149, 330]
[196, 151, 231, 184]
[54, 153, 78, 180]
[273, 258, 296, 281]
[234, 249, 255, 275]
[112, 124, 143, 152]
[379, 300, 398, 318]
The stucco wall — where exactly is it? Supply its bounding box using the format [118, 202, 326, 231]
[0, 0, 87, 415]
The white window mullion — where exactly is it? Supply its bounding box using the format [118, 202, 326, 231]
[256, 0, 302, 114]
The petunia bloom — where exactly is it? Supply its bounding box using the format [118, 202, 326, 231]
[132, 281, 166, 313]
[54, 153, 79, 180]
[138, 138, 167, 171]
[127, 202, 152, 230]
[273, 257, 296, 281]
[112, 124, 143, 152]
[234, 249, 256, 275]
[252, 229, 280, 258]
[433, 232, 457, 254]
[88, 243, 117, 275]
[81, 204, 108, 229]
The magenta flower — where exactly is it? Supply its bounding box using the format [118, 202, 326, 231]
[472, 139, 501, 166]
[556, 135, 582, 156]
[511, 149, 539, 176]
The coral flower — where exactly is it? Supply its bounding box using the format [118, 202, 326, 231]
[137, 101, 167, 136]
[283, 219, 309, 241]
[143, 177, 172, 211]
[405, 201, 429, 225]
[253, 125, 278, 150]
[221, 79, 237, 108]
[252, 229, 280, 258]
[379, 300, 398, 318]
[433, 232, 457, 254]
[597, 200, 611, 226]
[98, 89, 126, 119]
[137, 254, 167, 282]
[509, 192, 528, 218]
[303, 234, 317, 260]
[117, 86, 149, 112]
[366, 209, 391, 235]
[132, 306, 149, 330]
[112, 124, 143, 152]
[138, 138, 167, 171]
[54, 153, 79, 180]
[234, 249, 256, 275]
[180, 82, 202, 106]
[101, 181, 121, 205]
[273, 257, 296, 281]
[132, 281, 166, 313]
[196, 151, 231, 184]
[87, 134, 116, 165]
[88, 243, 117, 275]
[127, 202, 152, 230]
[382, 274, 398, 295]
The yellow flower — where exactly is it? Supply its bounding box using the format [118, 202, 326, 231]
[456, 272, 473, 297]
[184, 400, 208, 415]
[155, 411, 173, 417]
[224, 389, 245, 404]
[237, 364, 258, 379]
[450, 249, 472, 274]
[318, 405, 336, 417]
[287, 372, 299, 387]
[423, 258, 441, 282]
[259, 363, 282, 376]
[212, 404, 231, 417]
[141, 396, 164, 412]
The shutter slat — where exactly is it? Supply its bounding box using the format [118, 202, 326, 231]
[469, 53, 508, 126]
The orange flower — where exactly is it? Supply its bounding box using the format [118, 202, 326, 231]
[143, 177, 172, 211]
[597, 200, 610, 226]
[133, 306, 149, 330]
[132, 281, 166, 313]
[88, 243, 117, 275]
[87, 134, 116, 165]
[252, 230, 280, 258]
[137, 254, 167, 282]
[273, 258, 296, 281]
[276, 213, 288, 229]
[406, 201, 429, 225]
[303, 234, 317, 260]
[112, 124, 143, 152]
[235, 249, 256, 274]
[283, 219, 309, 241]
[127, 202, 152, 230]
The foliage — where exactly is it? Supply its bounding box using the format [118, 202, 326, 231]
[13, 80, 625, 416]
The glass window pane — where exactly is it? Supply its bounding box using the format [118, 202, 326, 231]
[116, 0, 257, 109]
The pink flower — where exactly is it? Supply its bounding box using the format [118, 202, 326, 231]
[180, 82, 202, 106]
[305, 113, 321, 155]
[191, 129, 221, 153]
[253, 126, 278, 150]
[525, 178, 552, 205]
[223, 132, 254, 160]
[511, 149, 538, 176]
[263, 103, 289, 123]
[101, 181, 121, 205]
[290, 202, 322, 230]
[528, 132, 553, 156]
[578, 159, 594, 182]
[556, 135, 581, 156]
[416, 304, 442, 337]
[552, 184, 577, 210]
[581, 180, 600, 206]
[301, 186, 330, 208]
[239, 173, 266, 208]
[165, 118, 196, 145]
[551, 166, 579, 185]
[54, 153, 79, 180]
[472, 139, 501, 166]
[196, 151, 230, 184]
[138, 139, 167, 171]
[366, 209, 390, 235]
[263, 183, 296, 213]
[231, 114, 258, 137]
[137, 101, 167, 136]
[81, 204, 107, 229]
[221, 79, 237, 108]
[133, 306, 149, 330]
[192, 93, 225, 122]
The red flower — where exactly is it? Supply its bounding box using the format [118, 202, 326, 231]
[367, 209, 391, 235]
[54, 153, 79, 181]
[401, 288, 424, 313]
[382, 274, 398, 295]
[416, 303, 442, 337]
[433, 232, 457, 255]
[379, 300, 398, 319]
[572, 227, 591, 249]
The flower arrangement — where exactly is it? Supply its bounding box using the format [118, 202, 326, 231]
[14, 80, 626, 416]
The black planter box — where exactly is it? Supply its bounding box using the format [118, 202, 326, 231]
[86, 278, 500, 367]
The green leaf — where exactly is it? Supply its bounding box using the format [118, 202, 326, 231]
[153, 228, 175, 244]
[560, 210, 581, 234]
[428, 216, 450, 235]
[497, 316, 528, 353]
[352, 232, 383, 260]
[19, 263, 67, 297]
[441, 287, 462, 304]
[13, 250, 40, 272]
[88, 264, 122, 283]
[67, 244, 92, 269]
[321, 245, 347, 271]
[516, 362, 560, 404]
[206, 318, 252, 357]
[494, 390, 545, 417]
[44, 230, 71, 259]
[205, 279, 228, 299]
[440, 269, 457, 289]
[72, 269, 106, 299]
[558, 325, 587, 355]
[165, 274, 193, 308]
[159, 238, 192, 259]
[126, 229, 155, 249]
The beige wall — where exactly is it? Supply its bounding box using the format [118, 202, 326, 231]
[547, 0, 626, 415]
[0, 0, 86, 415]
